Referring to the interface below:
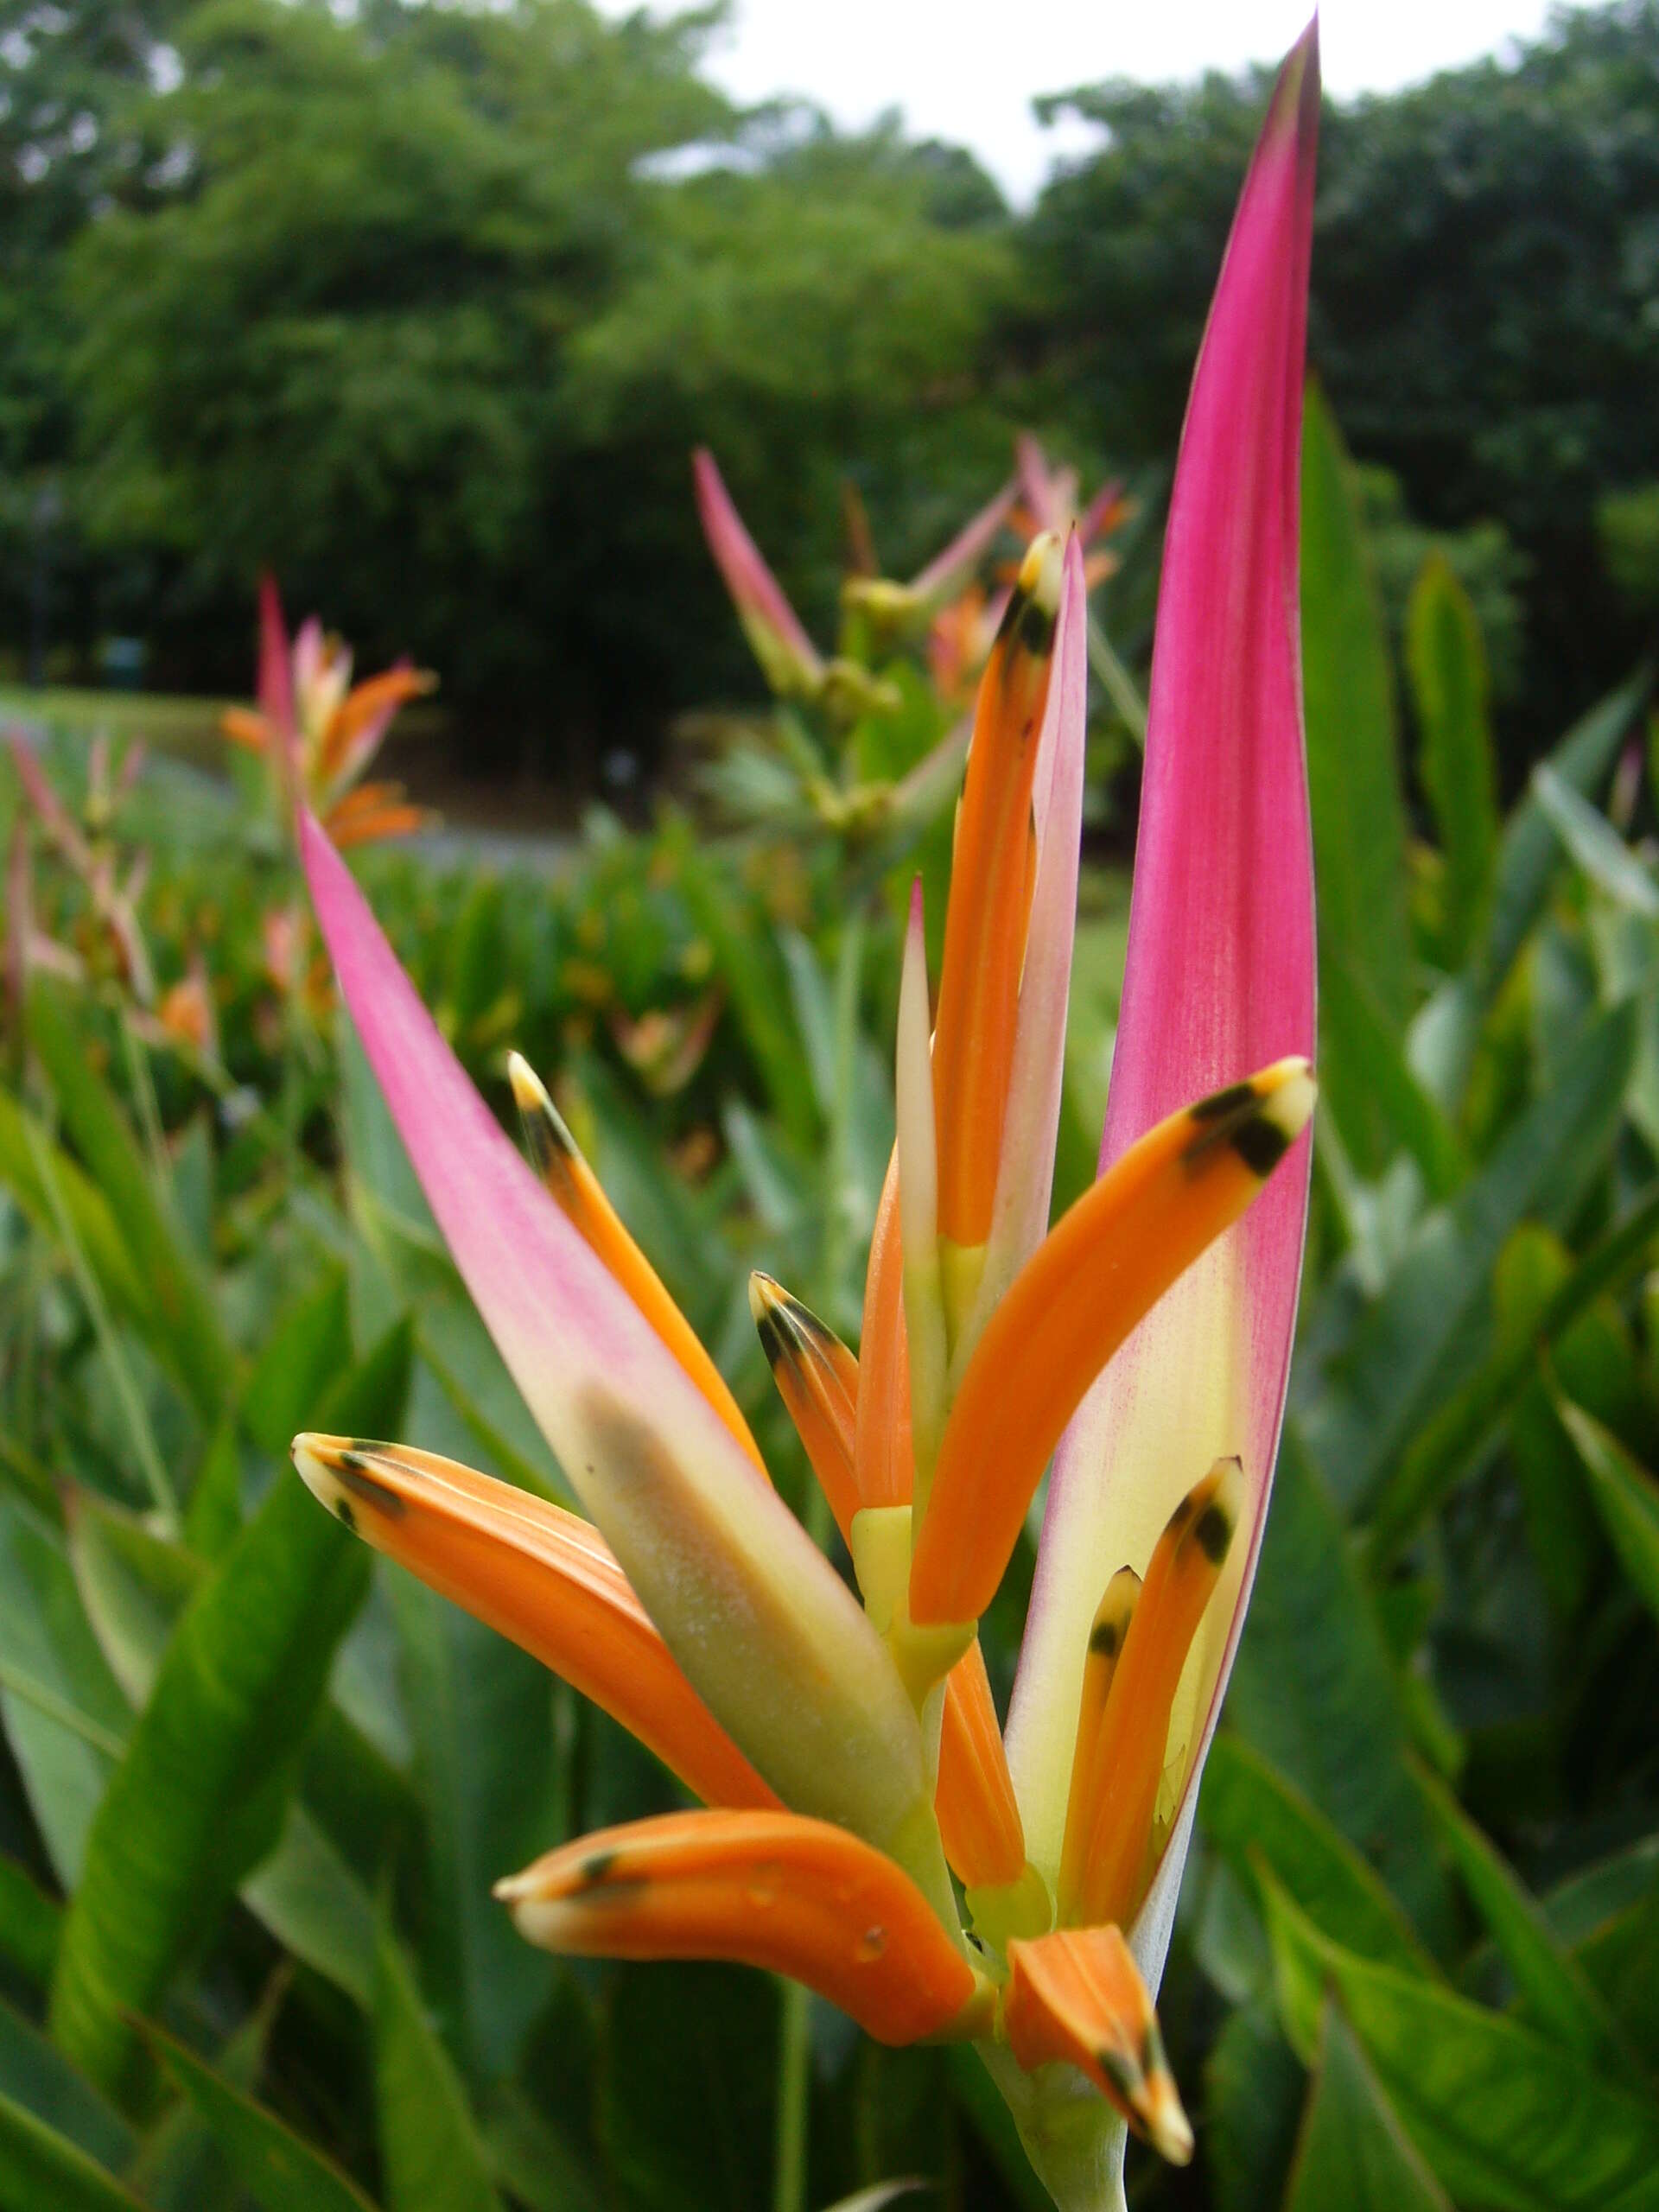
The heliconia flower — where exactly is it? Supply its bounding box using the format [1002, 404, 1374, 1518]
[8, 732, 156, 1005]
[693, 448, 1015, 711]
[221, 577, 437, 846]
[291, 29, 1317, 2209]
[1013, 434, 1133, 592]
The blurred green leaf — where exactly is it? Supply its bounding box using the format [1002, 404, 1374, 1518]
[1366, 1178, 1659, 1566]
[1319, 959, 1465, 1201]
[1407, 555, 1498, 969]
[1478, 672, 1648, 1001]
[387, 1577, 559, 2084]
[48, 1323, 410, 2097]
[1304, 1003, 1638, 1518]
[0, 1857, 58, 1988]
[1262, 1872, 1659, 2211]
[0, 1089, 145, 1329]
[240, 1268, 354, 1459]
[1224, 1438, 1454, 1946]
[0, 2087, 144, 2211]
[153, 2025, 379, 2212]
[670, 823, 817, 1147]
[1201, 1736, 1437, 1978]
[598, 1961, 777, 2212]
[0, 1500, 130, 1885]
[1301, 383, 1414, 1173]
[1204, 2000, 1306, 2212]
[29, 982, 236, 1423]
[1554, 1399, 1659, 1625]
[1532, 766, 1659, 917]
[1414, 1764, 1632, 2069]
[373, 1916, 503, 2212]
[0, 1995, 130, 2173]
[1283, 1998, 1451, 2212]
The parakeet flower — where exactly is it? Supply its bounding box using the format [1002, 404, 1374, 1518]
[221, 577, 436, 847]
[290, 28, 1318, 2209]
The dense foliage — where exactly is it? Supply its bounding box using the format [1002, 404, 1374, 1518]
[8, 1, 1659, 771]
[1, 383, 1658, 2210]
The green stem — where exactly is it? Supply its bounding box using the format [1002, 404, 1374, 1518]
[772, 1978, 814, 2212]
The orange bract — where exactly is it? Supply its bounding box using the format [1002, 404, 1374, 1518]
[909, 1060, 1313, 1628]
[499, 1809, 986, 2045]
[1003, 1924, 1192, 2164]
[510, 1053, 766, 1478]
[291, 1436, 776, 1812]
[931, 537, 1062, 1258]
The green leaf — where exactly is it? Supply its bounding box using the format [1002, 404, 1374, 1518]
[1414, 1764, 1631, 2069]
[668, 822, 817, 1147]
[48, 1323, 410, 2097]
[1224, 1437, 1454, 1947]
[1204, 2001, 1306, 2212]
[1319, 958, 1465, 1200]
[0, 1087, 145, 1327]
[1407, 555, 1498, 968]
[0, 1995, 130, 2174]
[1283, 1998, 1451, 2212]
[1554, 1399, 1659, 1624]
[152, 2026, 378, 2212]
[238, 1805, 375, 2009]
[239, 1268, 354, 1458]
[0, 1499, 130, 1885]
[373, 1916, 503, 2212]
[29, 982, 236, 1422]
[387, 1577, 559, 2085]
[1200, 1737, 1437, 1978]
[0, 1858, 57, 1993]
[1531, 766, 1659, 916]
[1303, 1003, 1638, 1518]
[0, 2088, 146, 2212]
[1262, 1873, 1659, 2212]
[1366, 1178, 1659, 1567]
[1300, 383, 1414, 1173]
[1478, 671, 1647, 1001]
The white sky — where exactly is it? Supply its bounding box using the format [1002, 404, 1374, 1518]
[599, 0, 1582, 203]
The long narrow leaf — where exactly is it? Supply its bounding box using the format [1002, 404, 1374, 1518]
[29, 982, 236, 1422]
[48, 1325, 410, 2095]
[373, 1917, 503, 2212]
[153, 2028, 379, 2212]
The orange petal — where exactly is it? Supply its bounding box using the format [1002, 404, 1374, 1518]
[1003, 1924, 1192, 2164]
[219, 708, 273, 753]
[323, 786, 434, 848]
[750, 1265, 1026, 1892]
[938, 1641, 1025, 1892]
[909, 1058, 1314, 1628]
[317, 664, 436, 774]
[498, 1808, 987, 2046]
[508, 1052, 766, 1478]
[1057, 1567, 1141, 1910]
[749, 1273, 861, 1534]
[290, 1435, 776, 1811]
[854, 1154, 913, 1511]
[931, 533, 1064, 1262]
[1069, 1458, 1242, 1929]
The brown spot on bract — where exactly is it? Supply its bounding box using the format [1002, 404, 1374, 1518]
[1192, 1501, 1232, 1564]
[334, 1459, 407, 1519]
